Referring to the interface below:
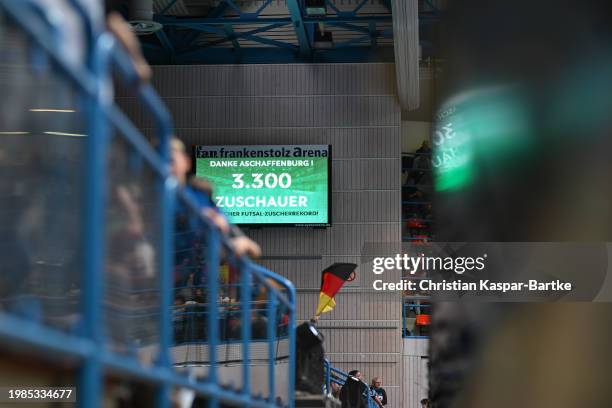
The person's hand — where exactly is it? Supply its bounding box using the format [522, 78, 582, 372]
[106, 12, 152, 82]
[116, 185, 144, 235]
[203, 208, 230, 234]
[231, 235, 262, 258]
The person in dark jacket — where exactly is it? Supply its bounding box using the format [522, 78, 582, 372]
[339, 370, 368, 408]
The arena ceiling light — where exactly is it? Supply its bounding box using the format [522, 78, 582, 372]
[129, 0, 162, 35]
[29, 108, 76, 113]
[129, 20, 163, 35]
[0, 131, 29, 135]
[44, 131, 86, 137]
[305, 0, 327, 17]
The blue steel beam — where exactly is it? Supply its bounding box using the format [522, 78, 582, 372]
[155, 29, 175, 54]
[223, 24, 241, 50]
[369, 21, 377, 47]
[153, 13, 441, 26]
[146, 9, 440, 64]
[223, 0, 242, 14]
[252, 0, 273, 17]
[179, 30, 202, 50]
[286, 0, 311, 56]
[324, 0, 369, 17]
[156, 45, 395, 65]
[174, 23, 297, 52]
[352, 0, 369, 14]
[334, 34, 370, 48]
[158, 0, 178, 16]
[208, 0, 228, 18]
[327, 21, 370, 35]
[242, 34, 297, 50]
[201, 23, 289, 48]
[155, 15, 393, 26]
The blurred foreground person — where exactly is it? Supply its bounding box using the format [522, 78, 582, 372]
[170, 138, 261, 258]
[429, 0, 612, 407]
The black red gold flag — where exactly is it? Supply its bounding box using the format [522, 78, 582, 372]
[315, 263, 357, 316]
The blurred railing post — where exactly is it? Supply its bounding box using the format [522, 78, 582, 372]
[79, 31, 115, 408]
[240, 259, 252, 397]
[323, 359, 331, 395]
[286, 280, 297, 408]
[267, 291, 277, 403]
[206, 225, 221, 408]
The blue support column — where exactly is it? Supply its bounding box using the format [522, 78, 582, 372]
[224, 24, 241, 51]
[159, 0, 178, 16]
[286, 0, 311, 56]
[156, 29, 175, 55]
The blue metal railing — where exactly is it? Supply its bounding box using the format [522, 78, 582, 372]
[402, 302, 430, 339]
[0, 2, 296, 407]
[323, 359, 377, 408]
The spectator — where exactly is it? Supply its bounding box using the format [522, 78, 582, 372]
[192, 287, 205, 304]
[420, 398, 430, 407]
[339, 370, 368, 408]
[348, 370, 363, 381]
[331, 382, 341, 399]
[251, 312, 268, 340]
[170, 138, 261, 258]
[173, 295, 186, 344]
[416, 140, 431, 155]
[370, 377, 387, 407]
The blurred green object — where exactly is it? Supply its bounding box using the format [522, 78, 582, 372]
[433, 86, 533, 192]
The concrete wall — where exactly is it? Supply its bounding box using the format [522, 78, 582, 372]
[117, 63, 403, 405]
[402, 338, 429, 408]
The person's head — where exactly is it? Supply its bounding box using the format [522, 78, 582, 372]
[170, 138, 191, 184]
[371, 377, 382, 388]
[348, 370, 363, 380]
[420, 398, 429, 407]
[421, 140, 430, 149]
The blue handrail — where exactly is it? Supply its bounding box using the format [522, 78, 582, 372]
[0, 2, 296, 407]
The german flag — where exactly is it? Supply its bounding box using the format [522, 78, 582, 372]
[315, 263, 357, 316]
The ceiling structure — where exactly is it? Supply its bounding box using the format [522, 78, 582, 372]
[134, 0, 441, 65]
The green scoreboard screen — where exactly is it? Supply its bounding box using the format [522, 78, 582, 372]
[194, 145, 331, 226]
